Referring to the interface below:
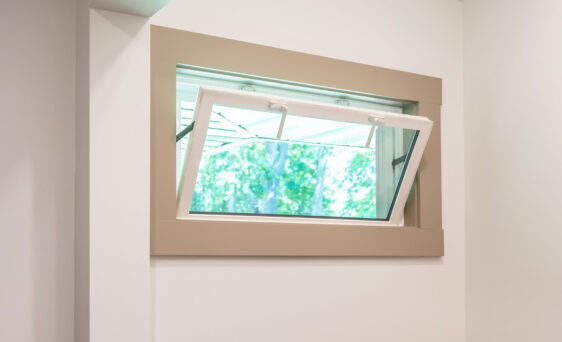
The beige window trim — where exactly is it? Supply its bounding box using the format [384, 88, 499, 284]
[151, 25, 443, 256]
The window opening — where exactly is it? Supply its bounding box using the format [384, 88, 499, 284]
[176, 74, 432, 225]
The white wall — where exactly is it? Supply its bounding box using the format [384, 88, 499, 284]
[464, 1, 562, 341]
[150, 1, 465, 341]
[76, 1, 91, 341]
[0, 1, 466, 341]
[89, 9, 151, 342]
[0, 1, 76, 342]
[6, 1, 562, 340]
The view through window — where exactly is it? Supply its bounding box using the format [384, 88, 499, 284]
[176, 65, 429, 223]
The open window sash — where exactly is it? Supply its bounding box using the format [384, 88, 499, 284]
[177, 86, 433, 226]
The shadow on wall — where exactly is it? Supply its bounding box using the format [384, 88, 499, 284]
[151, 255, 444, 268]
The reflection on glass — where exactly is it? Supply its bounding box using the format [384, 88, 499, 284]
[282, 115, 371, 147]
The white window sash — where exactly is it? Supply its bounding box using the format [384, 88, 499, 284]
[177, 86, 433, 226]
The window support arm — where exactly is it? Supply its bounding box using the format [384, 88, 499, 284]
[392, 154, 407, 168]
[269, 102, 289, 139]
[176, 121, 195, 142]
[365, 115, 383, 148]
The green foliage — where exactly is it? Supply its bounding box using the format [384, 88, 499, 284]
[278, 143, 317, 215]
[190, 140, 381, 219]
[341, 152, 377, 217]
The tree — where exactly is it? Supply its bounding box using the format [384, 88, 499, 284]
[311, 146, 329, 216]
[342, 151, 377, 218]
[189, 139, 378, 219]
[263, 142, 289, 214]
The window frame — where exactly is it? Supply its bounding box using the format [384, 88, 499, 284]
[151, 25, 444, 256]
[176, 86, 433, 226]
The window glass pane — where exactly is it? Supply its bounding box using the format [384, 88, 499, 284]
[177, 64, 407, 113]
[210, 105, 281, 144]
[176, 65, 421, 221]
[189, 104, 418, 220]
[282, 115, 371, 147]
[175, 66, 414, 192]
[373, 126, 418, 218]
[176, 85, 197, 187]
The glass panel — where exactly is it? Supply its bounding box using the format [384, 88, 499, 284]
[177, 64, 408, 113]
[175, 65, 413, 192]
[176, 85, 197, 187]
[208, 105, 281, 147]
[189, 104, 418, 220]
[175, 65, 420, 220]
[373, 126, 418, 218]
[282, 115, 371, 147]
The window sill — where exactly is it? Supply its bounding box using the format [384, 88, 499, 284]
[151, 219, 444, 256]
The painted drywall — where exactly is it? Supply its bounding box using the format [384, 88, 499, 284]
[89, 9, 151, 342]
[0, 1, 76, 342]
[76, 1, 90, 342]
[149, 1, 465, 341]
[0, 1, 464, 341]
[464, 1, 562, 341]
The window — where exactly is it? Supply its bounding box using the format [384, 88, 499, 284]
[151, 26, 443, 256]
[175, 68, 432, 226]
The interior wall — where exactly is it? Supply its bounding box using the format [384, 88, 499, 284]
[5, 1, 562, 340]
[150, 1, 465, 341]
[89, 9, 151, 342]
[75, 1, 90, 342]
[464, 1, 562, 341]
[0, 1, 76, 342]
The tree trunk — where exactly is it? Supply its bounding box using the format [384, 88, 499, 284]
[225, 153, 236, 212]
[311, 146, 329, 216]
[264, 142, 289, 214]
[227, 184, 236, 212]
